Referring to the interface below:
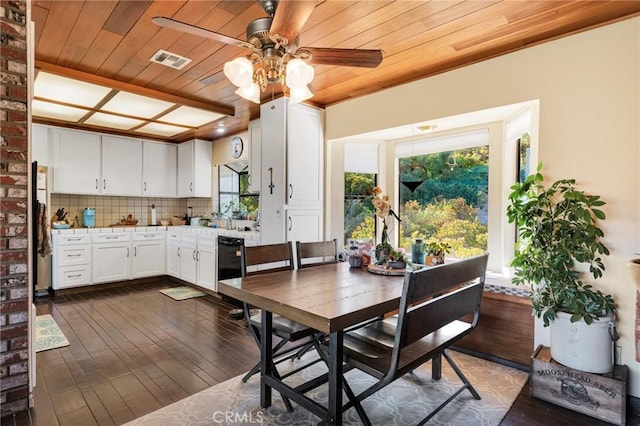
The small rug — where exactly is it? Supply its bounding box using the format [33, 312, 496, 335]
[159, 286, 206, 301]
[35, 314, 70, 352]
[124, 351, 528, 425]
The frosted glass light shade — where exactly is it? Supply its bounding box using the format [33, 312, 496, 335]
[286, 59, 314, 88]
[235, 83, 261, 104]
[224, 57, 254, 88]
[289, 85, 313, 104]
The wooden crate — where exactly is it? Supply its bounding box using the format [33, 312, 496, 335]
[530, 345, 627, 425]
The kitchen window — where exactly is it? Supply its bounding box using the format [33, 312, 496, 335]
[219, 162, 259, 217]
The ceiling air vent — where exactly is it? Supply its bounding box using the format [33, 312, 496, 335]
[150, 49, 192, 70]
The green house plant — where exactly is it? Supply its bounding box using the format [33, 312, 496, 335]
[424, 241, 452, 265]
[506, 163, 616, 373]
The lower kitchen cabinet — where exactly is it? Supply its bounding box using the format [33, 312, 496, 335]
[196, 236, 217, 292]
[286, 209, 323, 244]
[166, 230, 181, 278]
[92, 233, 132, 284]
[52, 233, 92, 290]
[179, 233, 198, 284]
[132, 232, 166, 278]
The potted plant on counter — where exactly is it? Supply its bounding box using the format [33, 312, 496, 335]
[424, 241, 452, 265]
[507, 163, 617, 373]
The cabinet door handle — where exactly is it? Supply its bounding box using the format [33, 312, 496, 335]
[67, 254, 82, 257]
[289, 183, 293, 199]
[196, 250, 200, 262]
[190, 182, 193, 192]
[134, 246, 137, 257]
[95, 179, 98, 190]
[143, 234, 155, 238]
[288, 216, 292, 231]
[67, 238, 82, 241]
[144, 181, 147, 192]
[105, 236, 118, 239]
[268, 168, 275, 194]
[177, 247, 181, 257]
[103, 179, 106, 190]
[192, 249, 197, 260]
[67, 274, 82, 278]
[126, 247, 130, 257]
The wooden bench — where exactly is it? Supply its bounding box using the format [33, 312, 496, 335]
[338, 253, 489, 425]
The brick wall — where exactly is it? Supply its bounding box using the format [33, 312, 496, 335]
[0, 0, 30, 417]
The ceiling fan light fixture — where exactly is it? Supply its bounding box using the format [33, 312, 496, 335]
[235, 83, 261, 104]
[289, 85, 313, 104]
[285, 58, 314, 88]
[224, 57, 254, 88]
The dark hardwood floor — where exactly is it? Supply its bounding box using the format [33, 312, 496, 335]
[4, 279, 639, 425]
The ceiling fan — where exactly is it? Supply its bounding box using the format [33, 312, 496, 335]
[152, 0, 383, 103]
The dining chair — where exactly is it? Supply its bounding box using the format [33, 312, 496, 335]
[295, 239, 338, 269]
[332, 253, 489, 425]
[240, 242, 321, 399]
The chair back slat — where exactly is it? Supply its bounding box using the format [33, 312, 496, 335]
[402, 282, 484, 346]
[296, 239, 338, 269]
[241, 242, 294, 276]
[396, 253, 488, 349]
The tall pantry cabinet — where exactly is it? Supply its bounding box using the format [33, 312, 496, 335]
[259, 97, 324, 245]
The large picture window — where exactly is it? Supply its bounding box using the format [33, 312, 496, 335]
[398, 146, 489, 258]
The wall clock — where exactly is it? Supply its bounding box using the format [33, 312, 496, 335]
[231, 136, 243, 159]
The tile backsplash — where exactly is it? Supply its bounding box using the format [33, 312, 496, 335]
[51, 194, 214, 227]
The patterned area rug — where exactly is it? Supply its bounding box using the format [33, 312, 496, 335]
[159, 286, 206, 301]
[124, 351, 528, 426]
[35, 314, 70, 352]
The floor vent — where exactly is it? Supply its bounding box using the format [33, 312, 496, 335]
[150, 49, 192, 70]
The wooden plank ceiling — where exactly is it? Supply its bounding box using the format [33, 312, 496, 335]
[31, 0, 640, 142]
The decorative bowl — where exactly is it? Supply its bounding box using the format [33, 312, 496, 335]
[53, 222, 71, 229]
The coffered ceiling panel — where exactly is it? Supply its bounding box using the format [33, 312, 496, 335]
[31, 0, 640, 142]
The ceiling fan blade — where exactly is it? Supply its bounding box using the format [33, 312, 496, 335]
[298, 47, 383, 68]
[269, 1, 316, 46]
[152, 17, 255, 51]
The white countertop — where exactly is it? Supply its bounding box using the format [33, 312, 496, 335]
[51, 225, 261, 241]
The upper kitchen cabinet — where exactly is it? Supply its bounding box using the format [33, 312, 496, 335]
[178, 139, 212, 198]
[52, 128, 101, 194]
[101, 136, 143, 196]
[143, 141, 177, 197]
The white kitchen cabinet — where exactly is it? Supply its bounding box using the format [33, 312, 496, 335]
[260, 97, 324, 244]
[101, 136, 143, 196]
[178, 139, 212, 197]
[52, 128, 101, 194]
[166, 230, 181, 278]
[179, 233, 198, 284]
[92, 233, 132, 284]
[286, 210, 323, 244]
[196, 236, 217, 291]
[286, 103, 324, 206]
[248, 119, 261, 193]
[52, 234, 92, 290]
[32, 124, 51, 166]
[143, 141, 177, 197]
[132, 232, 166, 278]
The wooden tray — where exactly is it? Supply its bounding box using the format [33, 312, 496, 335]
[367, 263, 407, 276]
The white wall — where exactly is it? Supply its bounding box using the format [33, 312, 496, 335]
[326, 18, 640, 395]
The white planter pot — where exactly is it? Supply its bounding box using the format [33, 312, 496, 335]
[550, 312, 614, 374]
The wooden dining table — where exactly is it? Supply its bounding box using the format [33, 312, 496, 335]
[217, 262, 405, 425]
